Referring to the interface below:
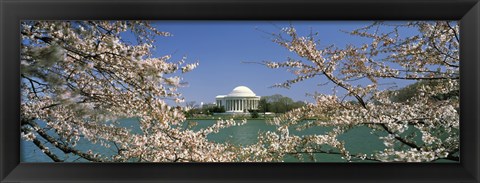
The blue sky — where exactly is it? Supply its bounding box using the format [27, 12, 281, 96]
[146, 21, 412, 105]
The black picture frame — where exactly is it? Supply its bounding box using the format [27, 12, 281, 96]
[1, 0, 479, 182]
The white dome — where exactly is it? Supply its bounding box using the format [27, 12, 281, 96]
[227, 86, 256, 97]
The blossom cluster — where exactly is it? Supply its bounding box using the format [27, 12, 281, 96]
[20, 21, 248, 162]
[258, 21, 459, 162]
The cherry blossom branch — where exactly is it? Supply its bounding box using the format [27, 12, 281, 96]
[21, 118, 104, 162]
[445, 22, 460, 43]
[259, 21, 459, 162]
[283, 150, 381, 162]
[379, 124, 420, 150]
[22, 126, 64, 162]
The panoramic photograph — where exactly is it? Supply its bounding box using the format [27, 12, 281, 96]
[20, 21, 459, 162]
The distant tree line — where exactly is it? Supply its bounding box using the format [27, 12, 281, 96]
[347, 80, 459, 106]
[257, 94, 306, 115]
[389, 80, 459, 102]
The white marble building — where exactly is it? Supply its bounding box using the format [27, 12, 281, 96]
[215, 86, 260, 113]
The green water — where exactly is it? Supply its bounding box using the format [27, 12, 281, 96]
[20, 119, 455, 162]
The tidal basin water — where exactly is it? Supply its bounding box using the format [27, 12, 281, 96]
[21, 118, 455, 162]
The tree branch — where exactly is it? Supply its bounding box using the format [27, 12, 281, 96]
[379, 124, 420, 150]
[22, 118, 104, 162]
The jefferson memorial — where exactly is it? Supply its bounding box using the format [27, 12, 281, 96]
[216, 86, 260, 113]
